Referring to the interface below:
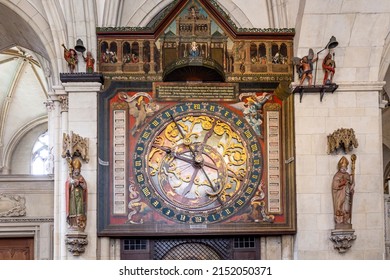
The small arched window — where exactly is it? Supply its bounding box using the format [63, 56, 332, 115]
[31, 131, 50, 175]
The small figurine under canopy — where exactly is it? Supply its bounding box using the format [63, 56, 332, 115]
[189, 41, 200, 57]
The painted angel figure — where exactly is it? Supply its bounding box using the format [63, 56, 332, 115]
[232, 92, 273, 137]
[293, 48, 318, 86]
[118, 92, 159, 135]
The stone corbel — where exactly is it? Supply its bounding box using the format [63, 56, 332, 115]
[330, 229, 357, 253]
[65, 231, 88, 256]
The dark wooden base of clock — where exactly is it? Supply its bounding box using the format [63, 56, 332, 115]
[120, 236, 260, 260]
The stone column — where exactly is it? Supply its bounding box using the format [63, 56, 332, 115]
[54, 73, 103, 259]
[261, 236, 282, 260]
[50, 85, 69, 259]
[385, 196, 390, 259]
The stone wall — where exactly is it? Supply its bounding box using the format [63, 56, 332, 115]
[0, 175, 54, 259]
[294, 82, 385, 259]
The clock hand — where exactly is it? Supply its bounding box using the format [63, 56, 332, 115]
[205, 178, 223, 196]
[178, 147, 223, 200]
[169, 114, 197, 158]
[152, 144, 195, 164]
[182, 168, 200, 197]
[151, 144, 171, 154]
[181, 158, 223, 201]
[197, 119, 216, 154]
[192, 144, 224, 202]
[200, 167, 224, 203]
[193, 120, 225, 196]
[169, 115, 223, 203]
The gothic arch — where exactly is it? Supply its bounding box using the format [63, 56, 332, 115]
[0, 0, 63, 86]
[379, 32, 390, 83]
[2, 116, 48, 174]
[127, 0, 255, 28]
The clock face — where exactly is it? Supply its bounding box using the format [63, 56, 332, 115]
[133, 102, 262, 224]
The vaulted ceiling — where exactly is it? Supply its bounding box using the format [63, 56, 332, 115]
[0, 3, 48, 58]
[0, 47, 48, 172]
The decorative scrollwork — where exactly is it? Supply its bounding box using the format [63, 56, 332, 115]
[0, 194, 26, 217]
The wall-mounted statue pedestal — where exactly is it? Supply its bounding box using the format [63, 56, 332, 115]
[330, 228, 356, 253]
[60, 72, 104, 83]
[65, 231, 88, 256]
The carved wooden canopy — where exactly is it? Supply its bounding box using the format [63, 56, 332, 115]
[96, 0, 294, 85]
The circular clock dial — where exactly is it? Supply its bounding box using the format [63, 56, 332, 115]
[133, 102, 262, 224]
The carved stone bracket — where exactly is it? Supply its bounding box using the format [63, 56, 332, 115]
[330, 229, 357, 253]
[65, 231, 88, 256]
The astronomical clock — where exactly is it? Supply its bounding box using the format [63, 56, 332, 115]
[97, 0, 296, 236]
[134, 102, 263, 225]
